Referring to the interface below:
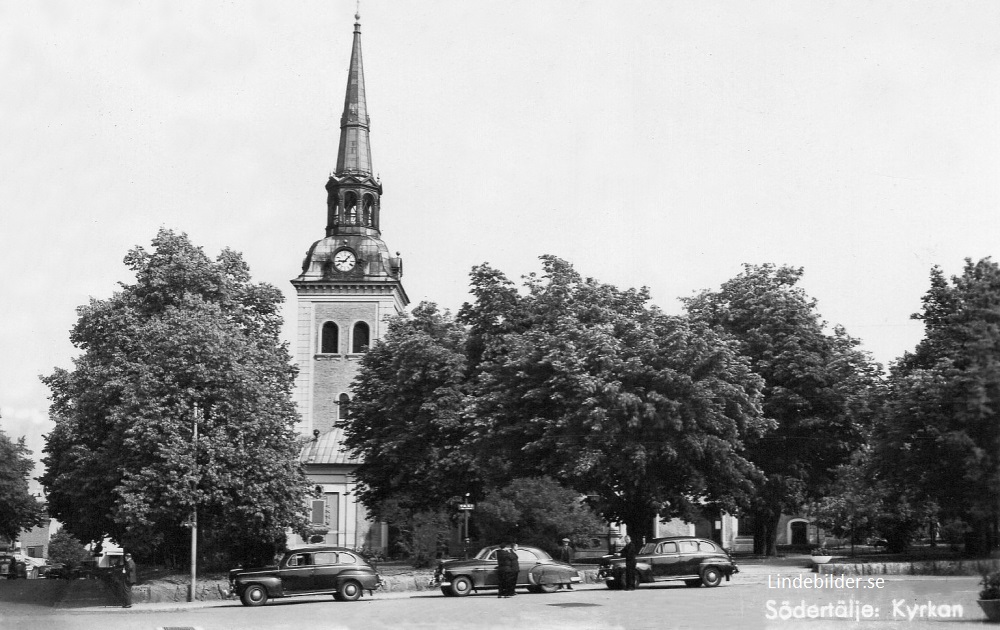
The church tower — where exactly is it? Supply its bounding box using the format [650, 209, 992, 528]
[292, 13, 407, 550]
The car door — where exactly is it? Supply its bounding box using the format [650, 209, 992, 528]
[514, 548, 541, 585]
[648, 541, 681, 578]
[311, 551, 342, 591]
[281, 552, 316, 593]
[676, 540, 700, 577]
[480, 549, 501, 587]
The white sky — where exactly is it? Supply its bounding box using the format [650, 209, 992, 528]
[2, 1, 999, 480]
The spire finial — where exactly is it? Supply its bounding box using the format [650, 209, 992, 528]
[355, 0, 361, 22]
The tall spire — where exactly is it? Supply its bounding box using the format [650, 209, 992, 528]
[335, 12, 372, 175]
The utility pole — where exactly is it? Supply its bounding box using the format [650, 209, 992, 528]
[188, 403, 199, 602]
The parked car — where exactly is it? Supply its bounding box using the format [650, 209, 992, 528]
[429, 545, 581, 597]
[598, 536, 738, 589]
[227, 546, 383, 607]
[42, 563, 80, 579]
[0, 554, 14, 579]
[0, 554, 27, 580]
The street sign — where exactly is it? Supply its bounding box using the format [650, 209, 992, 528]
[458, 503, 475, 510]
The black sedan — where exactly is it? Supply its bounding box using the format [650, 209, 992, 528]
[430, 545, 581, 597]
[598, 536, 738, 589]
[228, 546, 383, 606]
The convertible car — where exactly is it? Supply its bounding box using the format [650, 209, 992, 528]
[430, 545, 581, 596]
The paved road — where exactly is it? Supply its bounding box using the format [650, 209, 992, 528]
[0, 573, 986, 630]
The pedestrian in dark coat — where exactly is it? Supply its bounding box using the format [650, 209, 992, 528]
[556, 538, 574, 589]
[116, 553, 137, 607]
[506, 543, 520, 597]
[622, 536, 638, 591]
[495, 545, 511, 598]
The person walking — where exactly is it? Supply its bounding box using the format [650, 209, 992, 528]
[622, 535, 638, 591]
[556, 538, 574, 590]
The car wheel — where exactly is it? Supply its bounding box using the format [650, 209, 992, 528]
[684, 579, 703, 587]
[606, 578, 622, 590]
[701, 566, 723, 588]
[440, 586, 454, 597]
[240, 584, 268, 607]
[536, 583, 559, 594]
[448, 575, 473, 597]
[335, 579, 362, 602]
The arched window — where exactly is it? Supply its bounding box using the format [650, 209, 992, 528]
[320, 322, 339, 354]
[352, 322, 370, 353]
[362, 195, 374, 226]
[339, 393, 351, 420]
[344, 193, 358, 224]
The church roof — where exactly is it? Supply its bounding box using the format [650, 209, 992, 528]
[300, 427, 360, 466]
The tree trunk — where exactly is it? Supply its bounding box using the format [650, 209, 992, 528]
[752, 508, 780, 556]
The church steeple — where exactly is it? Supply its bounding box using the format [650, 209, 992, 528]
[335, 13, 372, 176]
[325, 11, 383, 239]
[298, 12, 404, 284]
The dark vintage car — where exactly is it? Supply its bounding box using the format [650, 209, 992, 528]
[228, 546, 383, 606]
[0, 554, 26, 580]
[429, 545, 581, 597]
[598, 536, 738, 589]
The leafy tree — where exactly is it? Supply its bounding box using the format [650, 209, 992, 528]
[461, 257, 770, 540]
[375, 499, 452, 568]
[683, 264, 881, 555]
[474, 477, 607, 555]
[40, 229, 309, 566]
[875, 258, 1000, 555]
[811, 448, 883, 554]
[343, 303, 475, 514]
[0, 421, 44, 541]
[46, 529, 91, 569]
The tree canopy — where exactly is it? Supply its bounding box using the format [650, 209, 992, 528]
[348, 256, 770, 541]
[40, 229, 309, 563]
[683, 264, 882, 554]
[0, 421, 44, 541]
[343, 302, 474, 514]
[874, 258, 1000, 554]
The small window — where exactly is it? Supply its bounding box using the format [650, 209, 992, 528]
[288, 554, 312, 567]
[514, 549, 539, 562]
[352, 322, 370, 353]
[339, 394, 351, 420]
[699, 541, 718, 552]
[321, 322, 339, 354]
[678, 541, 698, 553]
[339, 553, 358, 565]
[313, 552, 338, 566]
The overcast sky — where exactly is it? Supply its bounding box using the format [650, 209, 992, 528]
[3, 1, 999, 481]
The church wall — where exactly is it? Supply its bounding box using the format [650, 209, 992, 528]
[311, 301, 378, 434]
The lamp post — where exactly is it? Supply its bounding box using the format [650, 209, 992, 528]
[188, 403, 200, 602]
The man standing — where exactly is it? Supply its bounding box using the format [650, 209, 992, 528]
[507, 543, 520, 597]
[116, 553, 137, 608]
[495, 545, 511, 598]
[622, 536, 638, 591]
[556, 538, 574, 590]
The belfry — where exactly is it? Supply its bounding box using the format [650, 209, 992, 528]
[292, 12, 408, 549]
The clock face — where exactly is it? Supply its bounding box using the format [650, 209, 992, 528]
[333, 250, 356, 271]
